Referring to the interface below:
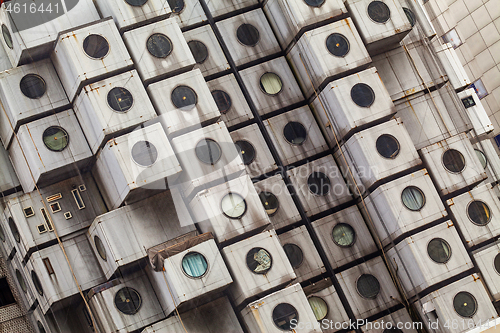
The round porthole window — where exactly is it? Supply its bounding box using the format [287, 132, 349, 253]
[235, 140, 256, 165]
[401, 186, 426, 211]
[383, 329, 403, 333]
[32, 271, 44, 296]
[115, 287, 142, 315]
[83, 34, 109, 59]
[221, 193, 247, 219]
[236, 23, 260, 47]
[16, 270, 26, 293]
[182, 252, 208, 278]
[442, 149, 466, 173]
[304, 0, 325, 7]
[211, 90, 232, 114]
[427, 238, 452, 264]
[246, 247, 272, 274]
[9, 217, 20, 243]
[467, 200, 491, 226]
[351, 83, 375, 107]
[367, 1, 391, 23]
[187, 40, 208, 64]
[131, 141, 158, 167]
[171, 85, 197, 111]
[195, 139, 222, 165]
[283, 121, 307, 145]
[376, 134, 400, 159]
[259, 191, 279, 216]
[326, 33, 350, 57]
[260, 72, 283, 95]
[356, 274, 380, 299]
[283, 243, 303, 269]
[0, 224, 5, 242]
[494, 253, 500, 274]
[403, 7, 416, 27]
[453, 292, 477, 318]
[332, 223, 356, 247]
[273, 303, 298, 331]
[475, 149, 488, 169]
[307, 172, 331, 196]
[308, 296, 328, 321]
[20, 74, 46, 99]
[42, 126, 69, 152]
[167, 0, 185, 13]
[107, 87, 133, 112]
[94, 236, 107, 261]
[37, 321, 46, 333]
[2, 24, 12, 50]
[146, 33, 173, 58]
[124, 0, 148, 6]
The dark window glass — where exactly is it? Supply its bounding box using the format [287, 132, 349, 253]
[195, 139, 222, 165]
[427, 238, 452, 263]
[32, 271, 44, 296]
[246, 247, 272, 274]
[94, 236, 106, 261]
[467, 201, 491, 225]
[221, 193, 247, 219]
[182, 252, 208, 278]
[37, 321, 46, 333]
[351, 83, 375, 107]
[131, 141, 158, 167]
[260, 73, 283, 95]
[494, 253, 500, 274]
[356, 274, 380, 299]
[376, 134, 400, 159]
[304, 0, 325, 7]
[259, 191, 279, 216]
[453, 292, 477, 317]
[211, 90, 232, 114]
[442, 149, 466, 173]
[20, 74, 46, 99]
[475, 149, 487, 169]
[332, 223, 356, 247]
[307, 172, 331, 196]
[383, 329, 403, 333]
[107, 87, 133, 112]
[0, 278, 15, 307]
[42, 126, 69, 152]
[171, 85, 197, 111]
[187, 40, 208, 64]
[115, 287, 142, 315]
[401, 186, 425, 211]
[462, 96, 476, 109]
[16, 270, 26, 293]
[0, 225, 5, 242]
[283, 243, 303, 268]
[124, 0, 148, 6]
[326, 33, 350, 57]
[82, 35, 109, 59]
[235, 140, 256, 165]
[9, 217, 20, 243]
[2, 24, 12, 50]
[308, 296, 328, 320]
[146, 33, 173, 58]
[283, 122, 307, 145]
[167, 0, 185, 13]
[272, 303, 298, 331]
[367, 1, 391, 23]
[403, 7, 416, 27]
[236, 24, 260, 46]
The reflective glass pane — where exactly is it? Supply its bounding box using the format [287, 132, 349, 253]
[147, 33, 173, 58]
[9, 217, 20, 243]
[2, 24, 12, 49]
[442, 149, 466, 173]
[304, 0, 325, 7]
[236, 23, 260, 46]
[259, 191, 279, 216]
[0, 225, 5, 242]
[332, 223, 356, 247]
[187, 40, 208, 64]
[467, 201, 491, 225]
[211, 90, 232, 113]
[124, 0, 148, 6]
[356, 274, 380, 299]
[182, 252, 208, 278]
[195, 139, 222, 165]
[167, 0, 185, 13]
[351, 83, 375, 107]
[272, 303, 298, 330]
[401, 186, 425, 211]
[326, 33, 350, 57]
[107, 87, 133, 112]
[16, 270, 26, 293]
[307, 172, 331, 195]
[376, 134, 400, 159]
[32, 271, 44, 296]
[83, 35, 109, 59]
[171, 85, 197, 111]
[42, 126, 69, 152]
[283, 243, 303, 268]
[115, 287, 141, 315]
[221, 193, 247, 219]
[235, 140, 256, 165]
[283, 122, 307, 145]
[403, 7, 416, 27]
[94, 236, 107, 261]
[308, 297, 328, 320]
[494, 253, 500, 274]
[246, 247, 272, 274]
[367, 1, 391, 23]
[453, 292, 477, 317]
[131, 141, 158, 167]
[260, 73, 283, 95]
[427, 238, 451, 263]
[20, 74, 46, 99]
[475, 149, 487, 169]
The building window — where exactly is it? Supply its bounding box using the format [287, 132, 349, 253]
[236, 23, 260, 47]
[259, 72, 283, 96]
[31, 271, 44, 296]
[42, 126, 69, 152]
[23, 207, 35, 218]
[442, 149, 466, 173]
[221, 193, 247, 219]
[182, 252, 208, 278]
[211, 90, 232, 114]
[401, 186, 425, 211]
[107, 87, 133, 112]
[308, 296, 328, 320]
[467, 200, 491, 226]
[187, 40, 208, 64]
[94, 236, 107, 261]
[246, 247, 272, 274]
[259, 191, 279, 216]
[171, 85, 198, 111]
[326, 33, 350, 57]
[461, 96, 476, 109]
[20, 74, 46, 99]
[147, 33, 173, 58]
[195, 139, 222, 165]
[442, 29, 462, 49]
[475, 150, 487, 169]
[167, 0, 185, 13]
[235, 140, 256, 165]
[46, 193, 62, 202]
[403, 7, 416, 27]
[9, 217, 20, 243]
[0, 225, 4, 242]
[37, 321, 46, 333]
[273, 303, 298, 331]
[82, 34, 110, 59]
[356, 274, 380, 299]
[283, 243, 303, 269]
[49, 202, 61, 213]
[468, 79, 488, 99]
[15, 270, 26, 293]
[494, 253, 500, 275]
[304, 0, 325, 7]
[43, 258, 55, 275]
[351, 83, 375, 107]
[332, 223, 356, 247]
[2, 24, 12, 49]
[307, 172, 331, 196]
[367, 1, 391, 23]
[0, 278, 15, 307]
[71, 189, 86, 210]
[124, 0, 148, 7]
[115, 287, 142, 315]
[283, 121, 307, 145]
[427, 238, 452, 263]
[453, 292, 477, 317]
[376, 134, 400, 159]
[131, 141, 158, 167]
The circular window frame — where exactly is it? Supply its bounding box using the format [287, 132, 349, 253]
[146, 33, 173, 59]
[259, 72, 283, 96]
[2, 24, 13, 50]
[400, 186, 426, 212]
[31, 270, 44, 296]
[114, 287, 142, 315]
[307, 171, 331, 196]
[187, 40, 209, 64]
[307, 296, 329, 321]
[130, 140, 159, 168]
[19, 74, 47, 99]
[167, 0, 186, 14]
[441, 149, 467, 174]
[171, 85, 198, 111]
[0, 224, 5, 242]
[124, 0, 148, 6]
[403, 7, 416, 27]
[426, 238, 452, 264]
[452, 291, 478, 318]
[355, 273, 381, 300]
[325, 33, 350, 57]
[283, 243, 304, 269]
[211, 89, 232, 114]
[94, 236, 107, 261]
[236, 23, 260, 47]
[42, 126, 70, 152]
[221, 192, 247, 220]
[181, 251, 209, 279]
[106, 87, 134, 113]
[466, 200, 492, 226]
[246, 247, 273, 275]
[331, 223, 357, 248]
[376, 134, 400, 159]
[366, 1, 391, 24]
[474, 149, 488, 169]
[235, 140, 257, 165]
[195, 138, 222, 165]
[272, 303, 299, 331]
[9, 217, 20, 243]
[82, 34, 111, 60]
[303, 0, 326, 7]
[259, 191, 280, 217]
[283, 121, 308, 146]
[16, 269, 27, 293]
[493, 253, 500, 275]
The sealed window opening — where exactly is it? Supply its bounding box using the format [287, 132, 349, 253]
[42, 126, 69, 152]
[308, 296, 328, 321]
[37, 321, 46, 333]
[107, 87, 133, 112]
[16, 270, 26, 293]
[367, 1, 391, 23]
[79, 184, 87, 192]
[351, 83, 375, 107]
[442, 149, 466, 173]
[37, 224, 47, 234]
[401, 186, 425, 211]
[211, 90, 232, 114]
[221, 193, 247, 219]
[32, 271, 44, 296]
[131, 141, 158, 167]
[23, 207, 35, 218]
[283, 243, 303, 268]
[283, 121, 307, 145]
[83, 34, 109, 59]
[475, 149, 488, 169]
[2, 24, 12, 49]
[326, 33, 350, 57]
[304, 0, 325, 7]
[403, 7, 416, 27]
[427, 238, 452, 263]
[0, 278, 15, 307]
[0, 225, 4, 242]
[273, 303, 298, 331]
[147, 33, 173, 58]
[182, 252, 208, 278]
[467, 200, 491, 226]
[43, 258, 55, 275]
[20, 74, 46, 99]
[94, 236, 107, 261]
[71, 189, 86, 210]
[9, 218, 20, 243]
[453, 292, 477, 317]
[115, 287, 142, 315]
[260, 72, 283, 95]
[332, 223, 356, 247]
[235, 140, 256, 165]
[376, 134, 400, 159]
[124, 0, 148, 6]
[246, 247, 272, 274]
[187, 40, 208, 64]
[259, 191, 279, 216]
[40, 208, 53, 231]
[307, 172, 331, 196]
[462, 96, 476, 108]
[356, 274, 380, 299]
[195, 139, 222, 165]
[494, 253, 500, 274]
[167, 0, 185, 13]
[236, 23, 260, 46]
[64, 212, 72, 220]
[46, 193, 62, 202]
[171, 85, 198, 111]
[49, 202, 61, 213]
